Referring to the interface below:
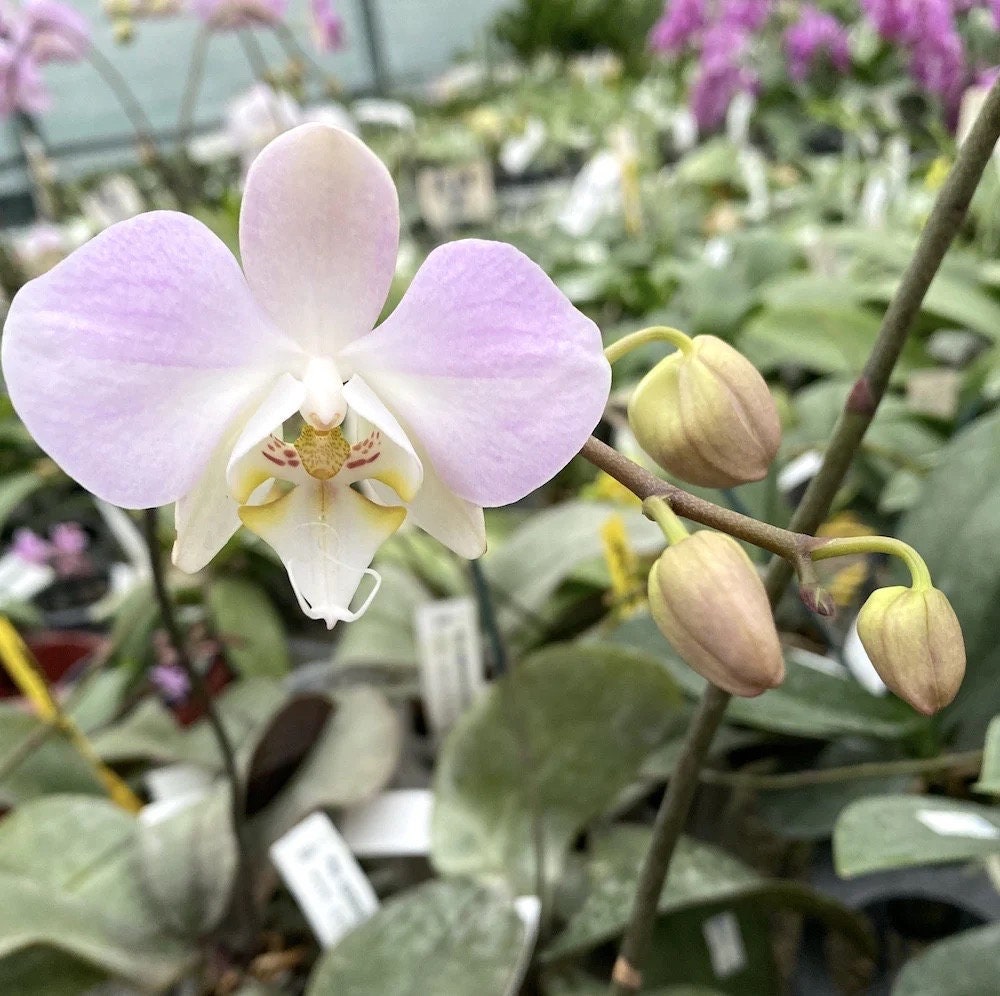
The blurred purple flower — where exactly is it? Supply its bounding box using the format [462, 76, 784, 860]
[862, 0, 914, 42]
[190, 0, 288, 31]
[50, 521, 88, 556]
[720, 0, 771, 32]
[785, 5, 850, 82]
[649, 0, 705, 55]
[11, 527, 51, 565]
[0, 0, 89, 116]
[150, 662, 191, 703]
[310, 0, 344, 52]
[691, 22, 758, 131]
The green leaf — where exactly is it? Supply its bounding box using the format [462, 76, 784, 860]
[306, 880, 527, 996]
[483, 502, 661, 638]
[92, 678, 288, 768]
[739, 305, 919, 379]
[0, 706, 106, 806]
[0, 796, 194, 988]
[0, 470, 46, 533]
[545, 825, 872, 962]
[609, 614, 924, 741]
[892, 922, 1000, 995]
[251, 687, 401, 847]
[137, 786, 237, 936]
[206, 578, 290, 678]
[899, 410, 1000, 744]
[431, 643, 682, 892]
[973, 714, 1000, 794]
[542, 968, 723, 996]
[833, 795, 1000, 878]
[754, 739, 914, 842]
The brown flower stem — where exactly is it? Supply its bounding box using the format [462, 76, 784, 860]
[699, 749, 984, 791]
[141, 510, 259, 955]
[581, 437, 814, 577]
[604, 72, 1000, 996]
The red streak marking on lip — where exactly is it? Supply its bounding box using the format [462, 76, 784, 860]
[283, 448, 296, 457]
[345, 453, 380, 469]
[262, 453, 285, 466]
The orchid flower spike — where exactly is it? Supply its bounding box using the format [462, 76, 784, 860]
[0, 0, 91, 116]
[2, 125, 610, 626]
[190, 0, 288, 31]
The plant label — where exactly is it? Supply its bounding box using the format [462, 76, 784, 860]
[271, 812, 379, 948]
[778, 449, 824, 493]
[416, 160, 495, 232]
[339, 789, 433, 858]
[415, 596, 485, 735]
[702, 910, 748, 979]
[917, 810, 1000, 840]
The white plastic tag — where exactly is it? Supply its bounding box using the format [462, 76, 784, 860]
[500, 119, 547, 176]
[702, 910, 748, 979]
[778, 449, 824, 493]
[270, 812, 379, 948]
[557, 151, 622, 237]
[144, 763, 214, 803]
[415, 597, 485, 735]
[339, 790, 433, 858]
[917, 810, 1000, 840]
[416, 160, 495, 231]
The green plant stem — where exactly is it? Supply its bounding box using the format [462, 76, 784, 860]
[604, 325, 694, 364]
[177, 27, 211, 154]
[642, 497, 690, 545]
[699, 749, 984, 791]
[603, 71, 1000, 996]
[141, 510, 259, 955]
[811, 536, 932, 589]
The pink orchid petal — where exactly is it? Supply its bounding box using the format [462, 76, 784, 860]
[239, 124, 399, 354]
[2, 211, 295, 508]
[341, 239, 611, 506]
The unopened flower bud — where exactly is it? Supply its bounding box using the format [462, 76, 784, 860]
[648, 531, 785, 697]
[856, 586, 965, 716]
[629, 335, 780, 488]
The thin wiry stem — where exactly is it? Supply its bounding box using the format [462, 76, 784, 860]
[605, 73, 1000, 996]
[141, 510, 259, 954]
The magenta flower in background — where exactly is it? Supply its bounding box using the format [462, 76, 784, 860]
[861, 0, 914, 42]
[310, 0, 344, 52]
[2, 125, 610, 627]
[719, 0, 771, 32]
[648, 0, 705, 55]
[150, 662, 191, 703]
[50, 521, 88, 556]
[11, 527, 51, 565]
[690, 22, 758, 131]
[190, 0, 288, 30]
[785, 5, 851, 82]
[0, 0, 90, 116]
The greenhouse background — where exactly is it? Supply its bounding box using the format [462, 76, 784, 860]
[2, 0, 1000, 993]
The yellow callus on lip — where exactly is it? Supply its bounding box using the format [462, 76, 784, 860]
[295, 424, 351, 480]
[629, 335, 781, 488]
[856, 585, 966, 716]
[647, 530, 785, 697]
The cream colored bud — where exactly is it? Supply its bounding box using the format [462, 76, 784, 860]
[648, 531, 785, 697]
[628, 335, 781, 488]
[856, 586, 965, 716]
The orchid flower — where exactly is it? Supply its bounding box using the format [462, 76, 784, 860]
[0, 0, 90, 116]
[2, 125, 610, 626]
[310, 0, 344, 52]
[190, 0, 287, 30]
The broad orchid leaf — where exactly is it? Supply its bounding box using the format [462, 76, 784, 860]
[431, 643, 682, 893]
[206, 577, 291, 678]
[0, 796, 194, 989]
[306, 880, 528, 996]
[892, 922, 1000, 995]
[834, 795, 1000, 878]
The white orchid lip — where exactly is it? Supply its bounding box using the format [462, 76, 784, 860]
[1, 123, 611, 628]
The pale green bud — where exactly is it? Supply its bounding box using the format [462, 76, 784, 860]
[856, 586, 965, 716]
[629, 335, 780, 488]
[648, 531, 785, 697]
